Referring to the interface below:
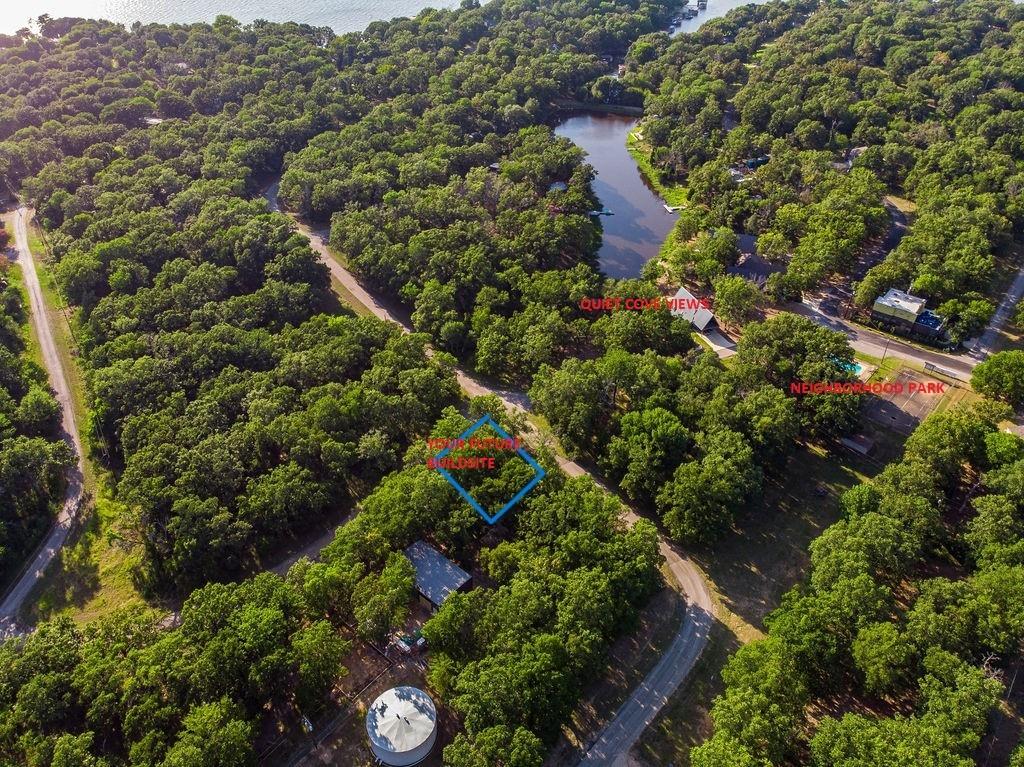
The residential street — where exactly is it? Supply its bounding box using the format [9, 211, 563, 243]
[789, 299, 979, 381]
[0, 207, 87, 637]
[264, 182, 716, 766]
[971, 259, 1024, 360]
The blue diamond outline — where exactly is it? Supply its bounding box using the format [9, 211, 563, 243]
[432, 414, 546, 524]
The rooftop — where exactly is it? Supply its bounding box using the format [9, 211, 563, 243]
[670, 286, 715, 331]
[404, 541, 471, 608]
[875, 288, 926, 316]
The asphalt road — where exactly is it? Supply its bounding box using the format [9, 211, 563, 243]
[973, 258, 1024, 360]
[0, 207, 87, 637]
[264, 183, 716, 765]
[790, 300, 978, 381]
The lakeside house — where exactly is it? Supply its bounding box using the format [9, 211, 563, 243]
[669, 286, 715, 331]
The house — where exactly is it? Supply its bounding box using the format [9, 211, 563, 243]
[871, 288, 945, 341]
[872, 288, 925, 326]
[728, 234, 784, 288]
[404, 541, 472, 612]
[669, 286, 715, 331]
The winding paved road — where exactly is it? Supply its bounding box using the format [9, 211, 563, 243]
[263, 183, 715, 765]
[0, 207, 87, 637]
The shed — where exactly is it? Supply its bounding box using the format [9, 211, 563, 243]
[366, 686, 437, 766]
[404, 541, 471, 610]
[669, 287, 715, 331]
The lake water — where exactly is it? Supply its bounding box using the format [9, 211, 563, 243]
[670, 0, 767, 36]
[555, 113, 675, 278]
[2, 0, 456, 34]
[555, 0, 770, 277]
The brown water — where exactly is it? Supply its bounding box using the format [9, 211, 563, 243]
[555, 113, 676, 278]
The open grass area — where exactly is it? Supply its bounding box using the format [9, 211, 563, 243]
[883, 194, 918, 215]
[3, 262, 44, 370]
[328, 271, 374, 318]
[636, 440, 896, 766]
[22, 477, 152, 625]
[626, 133, 688, 207]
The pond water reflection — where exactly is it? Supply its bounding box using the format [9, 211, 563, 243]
[554, 113, 676, 278]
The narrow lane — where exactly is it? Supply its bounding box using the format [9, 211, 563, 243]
[0, 207, 87, 636]
[263, 184, 716, 765]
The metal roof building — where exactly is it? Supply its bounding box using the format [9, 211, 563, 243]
[404, 541, 471, 610]
[873, 288, 926, 324]
[669, 286, 716, 331]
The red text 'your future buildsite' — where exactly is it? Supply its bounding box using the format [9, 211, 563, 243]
[426, 437, 521, 470]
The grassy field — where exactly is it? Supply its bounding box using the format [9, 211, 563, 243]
[23, 479, 152, 625]
[626, 132, 688, 207]
[636, 440, 895, 766]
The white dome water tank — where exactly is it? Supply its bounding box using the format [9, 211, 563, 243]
[365, 686, 438, 766]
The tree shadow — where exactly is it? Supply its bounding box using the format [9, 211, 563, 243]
[691, 444, 867, 629]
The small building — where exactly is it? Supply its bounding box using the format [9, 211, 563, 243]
[871, 288, 947, 342]
[404, 541, 472, 612]
[669, 286, 715, 331]
[366, 686, 438, 766]
[913, 309, 945, 340]
[548, 181, 568, 193]
[729, 235, 784, 288]
[872, 288, 926, 325]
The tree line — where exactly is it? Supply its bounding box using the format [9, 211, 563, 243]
[626, 0, 1024, 342]
[0, 260, 70, 583]
[531, 312, 861, 545]
[692, 404, 1024, 766]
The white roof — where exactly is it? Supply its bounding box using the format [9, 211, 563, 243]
[876, 288, 925, 315]
[366, 687, 437, 755]
[670, 287, 715, 331]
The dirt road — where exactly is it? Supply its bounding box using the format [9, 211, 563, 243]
[263, 184, 715, 765]
[0, 207, 86, 637]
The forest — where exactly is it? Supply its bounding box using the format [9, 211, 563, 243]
[1, 0, 1023, 764]
[0, 400, 661, 766]
[692, 405, 1024, 767]
[626, 0, 1024, 343]
[530, 313, 861, 545]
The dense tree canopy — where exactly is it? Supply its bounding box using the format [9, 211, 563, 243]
[692, 406, 1024, 765]
[628, 0, 1024, 329]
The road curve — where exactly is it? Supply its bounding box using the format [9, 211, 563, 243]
[0, 207, 87, 636]
[263, 184, 715, 765]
